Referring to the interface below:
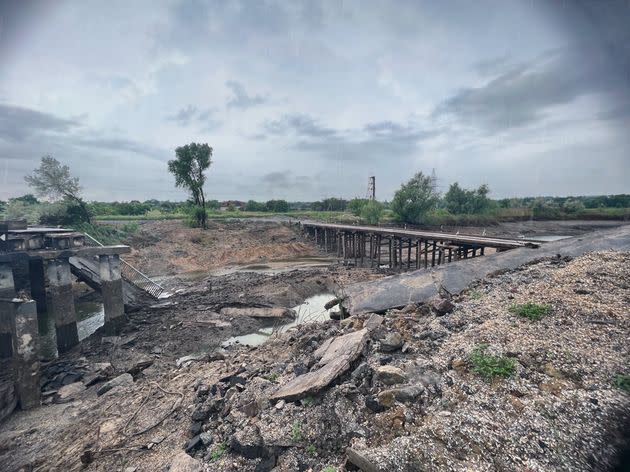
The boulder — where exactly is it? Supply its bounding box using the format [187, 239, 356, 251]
[169, 452, 202, 472]
[377, 384, 424, 408]
[346, 447, 384, 472]
[97, 373, 133, 396]
[374, 365, 407, 385]
[220, 307, 295, 319]
[270, 329, 368, 401]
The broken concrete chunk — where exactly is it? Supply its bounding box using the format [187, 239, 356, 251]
[374, 365, 407, 385]
[379, 332, 404, 352]
[271, 329, 368, 401]
[169, 452, 202, 472]
[346, 447, 384, 472]
[96, 373, 133, 396]
[365, 313, 384, 331]
[430, 297, 455, 316]
[220, 307, 295, 319]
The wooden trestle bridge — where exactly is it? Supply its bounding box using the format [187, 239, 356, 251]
[300, 222, 541, 270]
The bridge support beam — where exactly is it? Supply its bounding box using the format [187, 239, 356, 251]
[28, 259, 47, 314]
[13, 299, 40, 409]
[46, 258, 79, 353]
[0, 263, 16, 359]
[100, 254, 125, 334]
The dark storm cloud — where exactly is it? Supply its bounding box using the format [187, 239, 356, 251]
[259, 170, 311, 191]
[434, 48, 625, 133]
[166, 105, 221, 130]
[225, 81, 267, 109]
[263, 114, 336, 138]
[262, 113, 439, 162]
[0, 103, 82, 141]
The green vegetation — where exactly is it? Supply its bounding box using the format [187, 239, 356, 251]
[291, 421, 303, 442]
[443, 182, 490, 214]
[468, 344, 516, 380]
[208, 443, 227, 461]
[168, 142, 213, 229]
[267, 373, 279, 382]
[391, 171, 440, 223]
[613, 374, 630, 393]
[25, 156, 91, 224]
[301, 395, 315, 406]
[469, 289, 483, 300]
[509, 303, 551, 321]
[306, 444, 317, 455]
[321, 467, 336, 472]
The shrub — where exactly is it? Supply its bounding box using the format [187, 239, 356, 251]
[291, 421, 303, 442]
[614, 374, 630, 393]
[360, 200, 385, 224]
[509, 303, 551, 321]
[468, 344, 516, 379]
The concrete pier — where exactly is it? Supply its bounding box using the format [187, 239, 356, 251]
[28, 259, 47, 313]
[13, 300, 40, 409]
[0, 263, 15, 359]
[46, 258, 79, 353]
[99, 254, 125, 333]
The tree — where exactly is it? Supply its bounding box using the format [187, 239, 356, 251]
[359, 200, 384, 224]
[265, 199, 289, 212]
[443, 182, 491, 214]
[391, 172, 439, 223]
[25, 156, 91, 223]
[168, 143, 213, 228]
[347, 198, 369, 216]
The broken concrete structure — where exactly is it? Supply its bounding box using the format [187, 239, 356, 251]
[0, 221, 132, 414]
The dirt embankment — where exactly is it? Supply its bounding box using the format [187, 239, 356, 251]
[1, 250, 628, 471]
[121, 220, 317, 276]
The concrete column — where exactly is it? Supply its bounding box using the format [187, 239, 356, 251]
[99, 254, 125, 334]
[46, 258, 78, 353]
[13, 299, 40, 409]
[28, 259, 47, 313]
[0, 263, 16, 359]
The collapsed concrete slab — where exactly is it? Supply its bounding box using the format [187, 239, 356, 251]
[342, 225, 630, 315]
[220, 307, 295, 319]
[270, 328, 368, 401]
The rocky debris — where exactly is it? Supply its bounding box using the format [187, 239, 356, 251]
[346, 447, 383, 472]
[0, 380, 17, 422]
[229, 425, 267, 459]
[169, 452, 202, 472]
[127, 356, 153, 376]
[96, 373, 133, 396]
[56, 382, 85, 402]
[374, 365, 407, 385]
[378, 331, 403, 352]
[364, 313, 384, 331]
[220, 307, 296, 319]
[429, 297, 455, 315]
[270, 328, 368, 401]
[376, 384, 424, 408]
[324, 297, 342, 310]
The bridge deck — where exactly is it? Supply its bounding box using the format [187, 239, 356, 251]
[300, 222, 539, 249]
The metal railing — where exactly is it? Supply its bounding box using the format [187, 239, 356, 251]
[82, 233, 166, 299]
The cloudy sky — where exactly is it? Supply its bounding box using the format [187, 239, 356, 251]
[1, 0, 629, 202]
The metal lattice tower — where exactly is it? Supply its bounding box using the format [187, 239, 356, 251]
[366, 176, 375, 200]
[430, 168, 438, 194]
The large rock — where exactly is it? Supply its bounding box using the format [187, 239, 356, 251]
[270, 329, 368, 401]
[346, 447, 385, 472]
[220, 307, 295, 319]
[97, 373, 133, 396]
[377, 384, 424, 408]
[430, 297, 455, 316]
[379, 332, 403, 352]
[169, 452, 202, 472]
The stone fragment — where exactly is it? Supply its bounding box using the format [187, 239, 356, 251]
[220, 307, 295, 319]
[241, 400, 259, 417]
[379, 332, 403, 352]
[346, 447, 384, 472]
[430, 297, 455, 316]
[365, 313, 384, 331]
[185, 435, 203, 452]
[324, 297, 342, 310]
[57, 381, 85, 401]
[127, 356, 153, 376]
[270, 329, 368, 401]
[275, 400, 285, 410]
[401, 304, 417, 314]
[229, 425, 266, 459]
[374, 365, 407, 385]
[96, 373, 133, 396]
[377, 384, 424, 408]
[169, 452, 202, 472]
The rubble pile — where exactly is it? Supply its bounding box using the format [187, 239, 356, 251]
[181, 251, 629, 471]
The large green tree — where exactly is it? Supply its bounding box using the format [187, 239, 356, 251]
[444, 182, 491, 214]
[168, 143, 213, 228]
[391, 172, 439, 223]
[24, 156, 91, 223]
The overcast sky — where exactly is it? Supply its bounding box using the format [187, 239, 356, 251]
[1, 0, 629, 202]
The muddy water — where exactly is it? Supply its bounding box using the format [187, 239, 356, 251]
[38, 300, 105, 359]
[221, 292, 337, 348]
